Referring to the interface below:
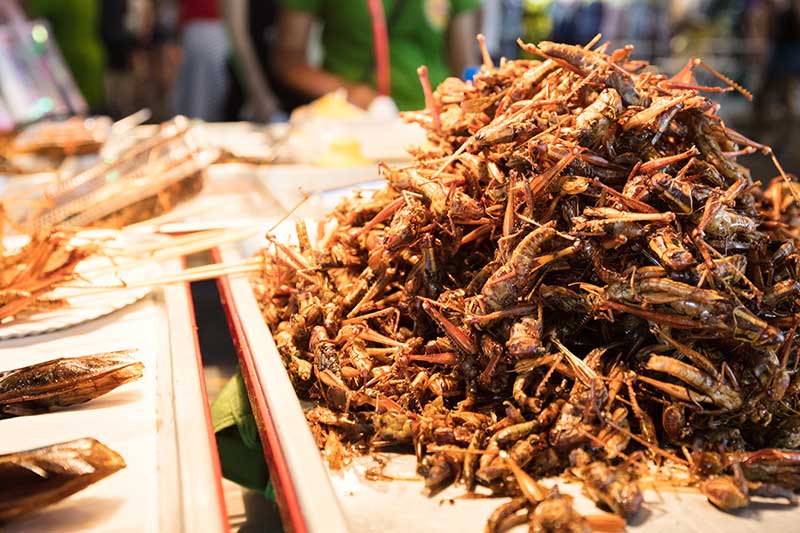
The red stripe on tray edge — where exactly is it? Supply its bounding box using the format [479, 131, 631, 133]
[211, 247, 308, 533]
[180, 256, 231, 532]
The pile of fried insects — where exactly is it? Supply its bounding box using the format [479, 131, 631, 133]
[253, 36, 800, 532]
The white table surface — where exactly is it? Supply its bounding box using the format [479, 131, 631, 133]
[1, 295, 163, 532]
[0, 267, 227, 532]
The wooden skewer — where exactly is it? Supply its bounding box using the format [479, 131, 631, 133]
[74, 226, 266, 277]
[127, 214, 279, 234]
[63, 258, 263, 299]
[109, 228, 256, 258]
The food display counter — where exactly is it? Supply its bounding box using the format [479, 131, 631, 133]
[0, 138, 288, 530]
[2, 32, 800, 531]
[0, 258, 228, 532]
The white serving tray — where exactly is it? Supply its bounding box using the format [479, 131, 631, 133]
[0, 258, 228, 532]
[215, 217, 800, 533]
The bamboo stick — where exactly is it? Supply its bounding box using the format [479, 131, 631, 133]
[73, 226, 266, 277]
[126, 217, 280, 234]
[63, 258, 263, 298]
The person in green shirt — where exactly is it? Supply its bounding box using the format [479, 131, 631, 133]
[272, 0, 481, 111]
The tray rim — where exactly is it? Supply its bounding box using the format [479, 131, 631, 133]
[160, 257, 230, 532]
[0, 257, 229, 531]
[213, 246, 350, 533]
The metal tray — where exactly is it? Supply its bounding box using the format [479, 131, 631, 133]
[215, 244, 348, 533]
[214, 219, 800, 533]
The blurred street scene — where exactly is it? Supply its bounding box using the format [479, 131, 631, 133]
[2, 0, 798, 174]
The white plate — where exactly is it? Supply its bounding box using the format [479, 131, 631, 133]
[1, 233, 160, 340]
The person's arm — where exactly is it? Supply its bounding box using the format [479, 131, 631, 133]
[222, 0, 279, 121]
[447, 9, 480, 78]
[271, 9, 375, 108]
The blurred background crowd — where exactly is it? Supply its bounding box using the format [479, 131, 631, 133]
[5, 1, 798, 119]
[2, 0, 799, 168]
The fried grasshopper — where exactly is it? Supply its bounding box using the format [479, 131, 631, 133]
[0, 349, 143, 418]
[0, 438, 125, 523]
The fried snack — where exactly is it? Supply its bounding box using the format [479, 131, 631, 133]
[254, 37, 800, 528]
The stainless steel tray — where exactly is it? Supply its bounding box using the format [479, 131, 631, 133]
[214, 220, 800, 533]
[215, 244, 348, 533]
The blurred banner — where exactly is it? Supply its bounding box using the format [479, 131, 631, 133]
[0, 0, 87, 131]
